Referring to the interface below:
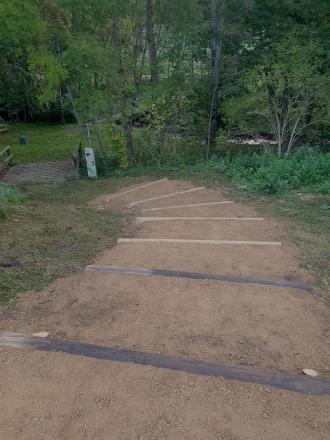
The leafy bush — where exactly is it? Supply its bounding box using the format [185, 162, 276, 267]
[173, 148, 329, 196]
[219, 148, 330, 195]
[0, 183, 24, 220]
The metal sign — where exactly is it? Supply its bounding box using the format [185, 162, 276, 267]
[84, 148, 97, 178]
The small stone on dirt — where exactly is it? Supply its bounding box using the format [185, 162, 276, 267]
[302, 368, 319, 377]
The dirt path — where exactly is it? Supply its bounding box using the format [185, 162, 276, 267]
[4, 160, 76, 184]
[0, 179, 329, 439]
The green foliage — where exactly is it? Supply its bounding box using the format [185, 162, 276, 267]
[0, 0, 329, 166]
[215, 129, 230, 153]
[64, 38, 114, 122]
[0, 0, 65, 118]
[0, 183, 24, 220]
[217, 148, 330, 195]
[224, 33, 330, 153]
[97, 124, 128, 172]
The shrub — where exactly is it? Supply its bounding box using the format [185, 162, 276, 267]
[0, 183, 24, 220]
[220, 148, 330, 195]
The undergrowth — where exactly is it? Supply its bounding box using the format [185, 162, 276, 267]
[0, 183, 24, 220]
[222, 148, 330, 195]
[160, 148, 330, 196]
[0, 176, 145, 303]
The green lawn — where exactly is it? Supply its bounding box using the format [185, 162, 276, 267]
[0, 122, 81, 164]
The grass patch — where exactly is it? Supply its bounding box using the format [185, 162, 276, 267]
[0, 182, 24, 221]
[0, 175, 146, 304]
[0, 122, 141, 170]
[0, 122, 81, 164]
[264, 194, 330, 294]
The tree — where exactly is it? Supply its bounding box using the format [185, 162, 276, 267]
[243, 35, 329, 155]
[0, 0, 328, 165]
[37, 0, 71, 124]
[0, 0, 62, 120]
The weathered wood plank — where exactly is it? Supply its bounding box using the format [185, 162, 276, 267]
[128, 187, 205, 208]
[135, 217, 264, 224]
[85, 264, 312, 292]
[0, 146, 10, 157]
[143, 201, 234, 212]
[118, 238, 282, 246]
[4, 154, 13, 164]
[107, 178, 168, 201]
[1, 333, 328, 395]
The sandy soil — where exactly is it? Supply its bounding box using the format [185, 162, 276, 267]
[1, 179, 329, 440]
[131, 218, 282, 241]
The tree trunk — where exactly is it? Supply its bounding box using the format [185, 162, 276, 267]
[86, 123, 91, 148]
[59, 84, 66, 125]
[146, 0, 158, 84]
[65, 83, 81, 125]
[123, 114, 134, 166]
[207, 0, 225, 153]
[113, 15, 135, 165]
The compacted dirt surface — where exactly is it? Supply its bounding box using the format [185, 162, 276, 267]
[0, 178, 330, 440]
[4, 160, 76, 184]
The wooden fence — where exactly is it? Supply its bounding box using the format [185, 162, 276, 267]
[0, 146, 13, 176]
[0, 125, 8, 134]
